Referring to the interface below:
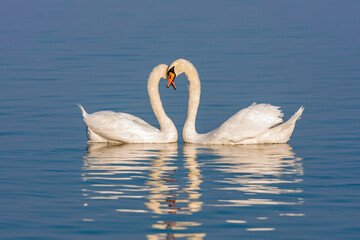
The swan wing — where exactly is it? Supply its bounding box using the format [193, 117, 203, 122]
[209, 103, 284, 143]
[83, 111, 160, 143]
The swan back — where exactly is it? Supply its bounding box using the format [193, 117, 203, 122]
[208, 103, 284, 144]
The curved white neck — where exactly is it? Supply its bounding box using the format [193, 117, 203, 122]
[180, 61, 202, 142]
[147, 66, 177, 137]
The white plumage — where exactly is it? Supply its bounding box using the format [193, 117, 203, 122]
[78, 64, 177, 144]
[167, 59, 303, 144]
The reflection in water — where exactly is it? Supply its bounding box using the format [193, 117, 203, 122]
[83, 143, 205, 240]
[181, 143, 304, 233]
[83, 143, 178, 201]
[145, 143, 203, 216]
[82, 143, 303, 238]
[146, 144, 205, 240]
[205, 144, 303, 207]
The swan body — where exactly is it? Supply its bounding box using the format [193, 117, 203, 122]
[79, 64, 177, 144]
[167, 59, 303, 145]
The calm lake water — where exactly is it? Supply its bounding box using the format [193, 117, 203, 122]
[1, 1, 359, 239]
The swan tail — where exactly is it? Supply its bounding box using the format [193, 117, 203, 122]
[77, 103, 105, 142]
[258, 106, 303, 144]
[280, 106, 304, 128]
[289, 106, 304, 123]
[77, 103, 88, 117]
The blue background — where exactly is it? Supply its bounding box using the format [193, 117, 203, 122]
[1, 1, 359, 239]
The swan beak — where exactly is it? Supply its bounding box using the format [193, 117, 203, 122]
[167, 72, 176, 90]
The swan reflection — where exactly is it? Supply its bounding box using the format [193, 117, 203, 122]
[83, 143, 178, 201]
[82, 143, 303, 238]
[182, 143, 304, 234]
[195, 144, 304, 207]
[143, 144, 203, 216]
[83, 143, 205, 239]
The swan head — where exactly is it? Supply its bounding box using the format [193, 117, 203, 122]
[166, 66, 177, 90]
[167, 59, 196, 90]
[148, 64, 170, 82]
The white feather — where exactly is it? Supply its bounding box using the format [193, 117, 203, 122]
[168, 59, 303, 145]
[78, 64, 177, 144]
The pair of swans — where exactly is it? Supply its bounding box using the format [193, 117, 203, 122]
[79, 59, 303, 144]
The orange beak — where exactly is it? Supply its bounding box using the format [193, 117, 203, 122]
[167, 72, 176, 90]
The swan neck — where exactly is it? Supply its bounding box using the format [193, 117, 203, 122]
[147, 69, 176, 135]
[182, 62, 201, 141]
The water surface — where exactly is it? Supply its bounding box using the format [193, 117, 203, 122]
[1, 1, 359, 239]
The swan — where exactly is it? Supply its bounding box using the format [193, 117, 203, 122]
[78, 64, 177, 143]
[166, 59, 304, 145]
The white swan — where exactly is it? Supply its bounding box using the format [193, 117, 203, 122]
[166, 59, 303, 145]
[78, 64, 177, 143]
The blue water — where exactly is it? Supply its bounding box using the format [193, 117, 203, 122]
[1, 1, 360, 239]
